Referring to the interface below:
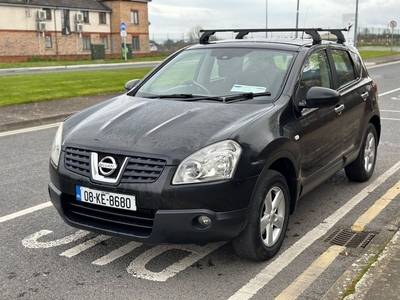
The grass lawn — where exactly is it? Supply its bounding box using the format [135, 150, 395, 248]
[0, 50, 398, 107]
[0, 68, 152, 107]
[0, 55, 168, 69]
[359, 50, 400, 59]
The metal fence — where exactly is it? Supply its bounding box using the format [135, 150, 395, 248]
[357, 27, 400, 46]
[149, 27, 400, 52]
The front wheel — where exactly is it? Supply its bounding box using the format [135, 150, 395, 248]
[345, 123, 378, 182]
[233, 170, 290, 261]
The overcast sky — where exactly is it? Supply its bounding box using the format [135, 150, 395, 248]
[148, 0, 399, 40]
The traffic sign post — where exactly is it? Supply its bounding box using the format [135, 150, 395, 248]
[390, 20, 397, 51]
[120, 22, 127, 61]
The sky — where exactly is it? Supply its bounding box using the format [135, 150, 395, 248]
[147, 0, 399, 41]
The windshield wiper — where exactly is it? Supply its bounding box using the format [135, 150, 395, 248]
[144, 92, 271, 103]
[146, 94, 224, 101]
[224, 92, 272, 103]
[147, 94, 194, 99]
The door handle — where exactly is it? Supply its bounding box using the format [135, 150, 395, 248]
[361, 92, 369, 101]
[334, 104, 345, 115]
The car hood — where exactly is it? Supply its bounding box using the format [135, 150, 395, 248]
[63, 95, 274, 164]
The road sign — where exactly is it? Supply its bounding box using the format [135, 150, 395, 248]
[120, 30, 127, 37]
[390, 20, 397, 29]
[120, 22, 126, 31]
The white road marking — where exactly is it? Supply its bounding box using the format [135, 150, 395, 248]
[127, 242, 226, 282]
[92, 241, 142, 266]
[379, 87, 400, 97]
[60, 235, 111, 258]
[381, 118, 400, 121]
[276, 179, 400, 299]
[22, 230, 89, 248]
[0, 122, 60, 137]
[0, 202, 52, 223]
[369, 61, 400, 69]
[229, 161, 400, 300]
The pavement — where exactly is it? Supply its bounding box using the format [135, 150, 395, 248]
[1, 54, 400, 299]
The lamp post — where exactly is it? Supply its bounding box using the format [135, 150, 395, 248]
[295, 0, 300, 38]
[354, 0, 359, 47]
[266, 0, 268, 38]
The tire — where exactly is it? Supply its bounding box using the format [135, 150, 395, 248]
[345, 123, 378, 182]
[232, 170, 290, 261]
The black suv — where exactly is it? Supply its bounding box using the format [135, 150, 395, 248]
[49, 28, 380, 261]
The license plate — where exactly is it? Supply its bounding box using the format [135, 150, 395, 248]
[76, 185, 136, 211]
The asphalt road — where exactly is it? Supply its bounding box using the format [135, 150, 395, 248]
[0, 61, 399, 299]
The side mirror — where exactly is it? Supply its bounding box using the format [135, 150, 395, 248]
[124, 79, 141, 91]
[300, 86, 340, 108]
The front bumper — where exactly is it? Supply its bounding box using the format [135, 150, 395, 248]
[49, 152, 258, 244]
[49, 182, 248, 244]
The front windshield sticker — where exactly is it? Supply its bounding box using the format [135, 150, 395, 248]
[231, 84, 267, 93]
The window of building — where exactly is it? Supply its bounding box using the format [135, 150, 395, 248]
[45, 35, 52, 48]
[61, 9, 71, 35]
[132, 36, 140, 51]
[130, 11, 139, 25]
[83, 36, 91, 50]
[99, 12, 107, 24]
[100, 36, 108, 50]
[43, 8, 52, 20]
[82, 11, 90, 23]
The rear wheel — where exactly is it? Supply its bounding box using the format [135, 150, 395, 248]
[233, 170, 290, 261]
[345, 123, 378, 182]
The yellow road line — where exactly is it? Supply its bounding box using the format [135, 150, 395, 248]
[275, 245, 345, 300]
[352, 180, 400, 232]
[275, 179, 400, 300]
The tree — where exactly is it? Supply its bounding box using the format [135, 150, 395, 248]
[188, 25, 203, 43]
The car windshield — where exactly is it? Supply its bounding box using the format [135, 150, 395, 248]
[135, 47, 294, 102]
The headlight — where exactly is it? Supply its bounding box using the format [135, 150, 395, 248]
[50, 123, 63, 167]
[172, 140, 242, 185]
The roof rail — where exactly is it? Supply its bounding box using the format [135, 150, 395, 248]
[199, 28, 349, 45]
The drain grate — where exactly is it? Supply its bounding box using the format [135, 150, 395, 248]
[324, 228, 376, 249]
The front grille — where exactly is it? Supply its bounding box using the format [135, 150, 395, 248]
[121, 157, 166, 183]
[65, 147, 91, 176]
[64, 147, 166, 184]
[64, 196, 155, 237]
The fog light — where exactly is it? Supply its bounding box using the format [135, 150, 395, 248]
[198, 216, 211, 227]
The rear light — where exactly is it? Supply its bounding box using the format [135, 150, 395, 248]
[372, 81, 378, 92]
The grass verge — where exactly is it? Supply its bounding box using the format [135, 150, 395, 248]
[359, 50, 399, 59]
[341, 238, 392, 299]
[0, 50, 398, 107]
[0, 55, 168, 69]
[0, 68, 152, 107]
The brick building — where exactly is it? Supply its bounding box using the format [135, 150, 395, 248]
[0, 0, 152, 62]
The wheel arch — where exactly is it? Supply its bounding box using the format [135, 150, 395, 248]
[261, 151, 300, 215]
[369, 114, 381, 143]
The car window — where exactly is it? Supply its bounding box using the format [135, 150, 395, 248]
[349, 51, 368, 79]
[297, 50, 332, 101]
[141, 52, 203, 93]
[136, 48, 294, 100]
[331, 49, 356, 87]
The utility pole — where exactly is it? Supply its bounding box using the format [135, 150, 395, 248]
[266, 0, 268, 38]
[295, 0, 300, 38]
[354, 0, 359, 47]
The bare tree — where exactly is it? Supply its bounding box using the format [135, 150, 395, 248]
[188, 25, 203, 43]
